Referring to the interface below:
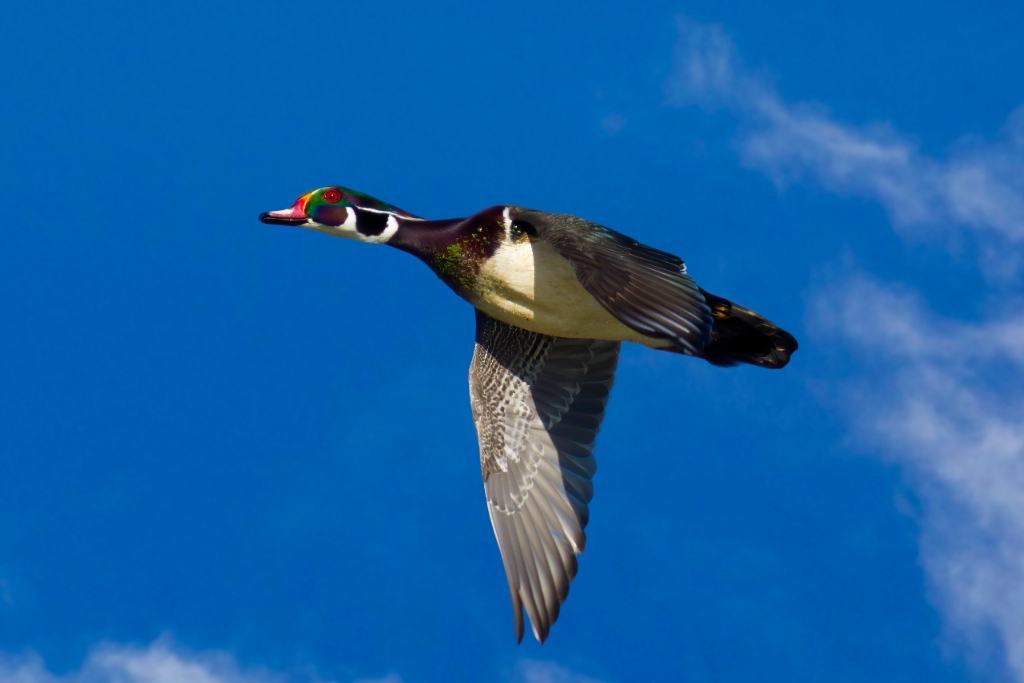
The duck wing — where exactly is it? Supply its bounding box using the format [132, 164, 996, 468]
[510, 208, 713, 355]
[470, 310, 620, 643]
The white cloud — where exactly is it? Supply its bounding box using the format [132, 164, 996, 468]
[0, 638, 401, 683]
[666, 16, 1024, 274]
[666, 12, 1024, 676]
[0, 640, 606, 683]
[814, 274, 1024, 677]
[814, 275, 1024, 366]
[514, 660, 609, 683]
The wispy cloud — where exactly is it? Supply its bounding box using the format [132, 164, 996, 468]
[0, 638, 401, 683]
[514, 660, 609, 683]
[666, 15, 1024, 275]
[0, 640, 607, 683]
[815, 275, 1024, 366]
[664, 12, 1024, 678]
[814, 274, 1024, 677]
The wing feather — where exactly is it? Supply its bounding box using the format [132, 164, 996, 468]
[470, 311, 619, 643]
[511, 208, 713, 354]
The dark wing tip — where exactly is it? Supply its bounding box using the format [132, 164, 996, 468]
[699, 289, 799, 369]
[761, 327, 799, 369]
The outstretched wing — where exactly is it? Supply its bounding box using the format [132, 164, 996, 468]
[470, 310, 620, 643]
[511, 208, 713, 355]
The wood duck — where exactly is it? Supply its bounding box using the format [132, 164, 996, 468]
[260, 186, 798, 644]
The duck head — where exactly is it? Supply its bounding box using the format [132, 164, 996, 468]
[259, 186, 422, 244]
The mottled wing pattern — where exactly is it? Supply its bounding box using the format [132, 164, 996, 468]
[512, 208, 713, 355]
[470, 311, 620, 643]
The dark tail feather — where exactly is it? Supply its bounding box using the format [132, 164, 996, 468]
[697, 288, 798, 369]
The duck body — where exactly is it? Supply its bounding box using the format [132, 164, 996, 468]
[259, 186, 798, 643]
[474, 235, 662, 344]
[383, 205, 671, 345]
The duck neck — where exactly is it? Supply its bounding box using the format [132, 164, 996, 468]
[388, 207, 506, 296]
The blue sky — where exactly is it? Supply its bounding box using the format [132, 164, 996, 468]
[2, 1, 1024, 681]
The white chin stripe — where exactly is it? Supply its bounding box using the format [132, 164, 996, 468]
[313, 208, 403, 243]
[319, 208, 361, 239]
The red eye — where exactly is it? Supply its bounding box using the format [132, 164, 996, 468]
[323, 189, 341, 203]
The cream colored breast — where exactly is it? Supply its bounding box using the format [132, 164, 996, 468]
[472, 239, 669, 346]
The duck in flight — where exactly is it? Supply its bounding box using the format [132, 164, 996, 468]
[259, 186, 798, 644]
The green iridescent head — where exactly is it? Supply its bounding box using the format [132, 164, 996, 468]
[259, 186, 419, 242]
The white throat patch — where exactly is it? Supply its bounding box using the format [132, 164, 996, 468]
[314, 209, 400, 244]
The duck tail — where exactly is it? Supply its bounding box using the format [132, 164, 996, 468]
[697, 288, 798, 369]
